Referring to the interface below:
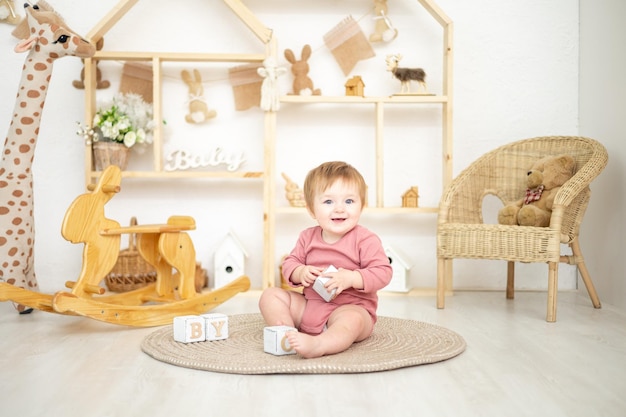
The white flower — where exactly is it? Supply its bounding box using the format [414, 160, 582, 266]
[123, 131, 137, 148]
[76, 93, 157, 151]
[136, 128, 147, 144]
[100, 121, 118, 139]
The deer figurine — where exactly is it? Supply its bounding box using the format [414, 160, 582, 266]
[385, 54, 427, 94]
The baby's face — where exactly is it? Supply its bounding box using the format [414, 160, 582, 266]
[309, 179, 362, 243]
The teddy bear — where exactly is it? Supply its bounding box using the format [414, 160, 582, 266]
[497, 154, 576, 227]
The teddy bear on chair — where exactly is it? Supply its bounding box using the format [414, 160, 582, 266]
[497, 154, 576, 227]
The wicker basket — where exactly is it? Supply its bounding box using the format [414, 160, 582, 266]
[104, 217, 157, 292]
[93, 141, 129, 171]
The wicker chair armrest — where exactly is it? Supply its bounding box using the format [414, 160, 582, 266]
[438, 168, 498, 225]
[554, 146, 608, 206]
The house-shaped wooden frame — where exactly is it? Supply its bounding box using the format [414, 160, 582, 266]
[80, 0, 278, 289]
[81, 0, 276, 177]
[79, 0, 453, 293]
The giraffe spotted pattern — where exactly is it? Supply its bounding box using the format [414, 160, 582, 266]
[0, 2, 94, 313]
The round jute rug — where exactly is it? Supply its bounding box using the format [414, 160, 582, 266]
[141, 313, 466, 374]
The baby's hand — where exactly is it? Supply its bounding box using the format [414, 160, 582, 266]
[298, 265, 323, 287]
[324, 268, 362, 295]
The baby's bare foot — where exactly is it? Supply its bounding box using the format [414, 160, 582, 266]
[286, 331, 324, 358]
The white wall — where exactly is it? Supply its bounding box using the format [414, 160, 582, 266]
[0, 1, 584, 295]
[579, 0, 626, 311]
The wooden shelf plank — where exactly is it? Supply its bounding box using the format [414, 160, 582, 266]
[87, 171, 264, 180]
[279, 95, 449, 104]
[93, 51, 267, 63]
[276, 206, 438, 215]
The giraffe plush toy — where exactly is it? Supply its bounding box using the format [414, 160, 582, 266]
[0, 1, 94, 313]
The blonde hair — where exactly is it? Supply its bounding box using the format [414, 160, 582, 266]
[303, 161, 366, 209]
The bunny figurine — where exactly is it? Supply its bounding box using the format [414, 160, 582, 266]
[284, 44, 321, 96]
[181, 69, 217, 124]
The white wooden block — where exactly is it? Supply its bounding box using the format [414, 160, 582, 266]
[173, 315, 206, 343]
[313, 264, 337, 302]
[263, 326, 297, 355]
[202, 313, 229, 341]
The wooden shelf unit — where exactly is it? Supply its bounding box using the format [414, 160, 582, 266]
[82, 0, 453, 292]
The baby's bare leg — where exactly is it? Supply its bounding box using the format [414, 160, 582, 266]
[258, 287, 306, 328]
[286, 305, 373, 359]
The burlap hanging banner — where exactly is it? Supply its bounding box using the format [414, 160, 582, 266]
[120, 62, 153, 103]
[323, 15, 375, 76]
[228, 63, 264, 111]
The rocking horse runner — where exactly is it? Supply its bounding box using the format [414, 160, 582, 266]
[51, 165, 250, 327]
[2, 165, 251, 326]
[0, 2, 95, 313]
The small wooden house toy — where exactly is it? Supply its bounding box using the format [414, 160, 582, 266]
[264, 325, 297, 355]
[345, 76, 365, 97]
[214, 231, 248, 289]
[402, 186, 419, 208]
[383, 245, 411, 292]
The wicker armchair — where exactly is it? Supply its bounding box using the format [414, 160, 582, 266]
[436, 136, 608, 322]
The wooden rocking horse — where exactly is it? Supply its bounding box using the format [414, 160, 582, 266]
[0, 166, 250, 326]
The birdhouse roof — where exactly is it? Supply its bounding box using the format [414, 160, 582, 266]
[217, 230, 249, 258]
[384, 245, 412, 269]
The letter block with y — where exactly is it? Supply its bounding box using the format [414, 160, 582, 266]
[173, 315, 206, 343]
[202, 313, 229, 341]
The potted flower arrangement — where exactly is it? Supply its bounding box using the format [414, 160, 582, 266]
[77, 93, 155, 171]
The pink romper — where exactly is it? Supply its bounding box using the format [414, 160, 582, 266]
[282, 225, 393, 335]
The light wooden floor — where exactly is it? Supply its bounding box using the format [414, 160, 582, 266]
[0, 290, 624, 417]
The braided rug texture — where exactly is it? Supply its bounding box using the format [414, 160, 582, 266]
[141, 313, 466, 374]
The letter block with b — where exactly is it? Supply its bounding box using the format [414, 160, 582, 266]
[173, 315, 206, 343]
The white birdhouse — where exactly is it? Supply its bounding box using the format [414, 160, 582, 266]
[214, 231, 248, 289]
[383, 245, 411, 292]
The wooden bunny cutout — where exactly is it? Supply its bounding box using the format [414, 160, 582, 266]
[181, 69, 217, 123]
[284, 44, 321, 96]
